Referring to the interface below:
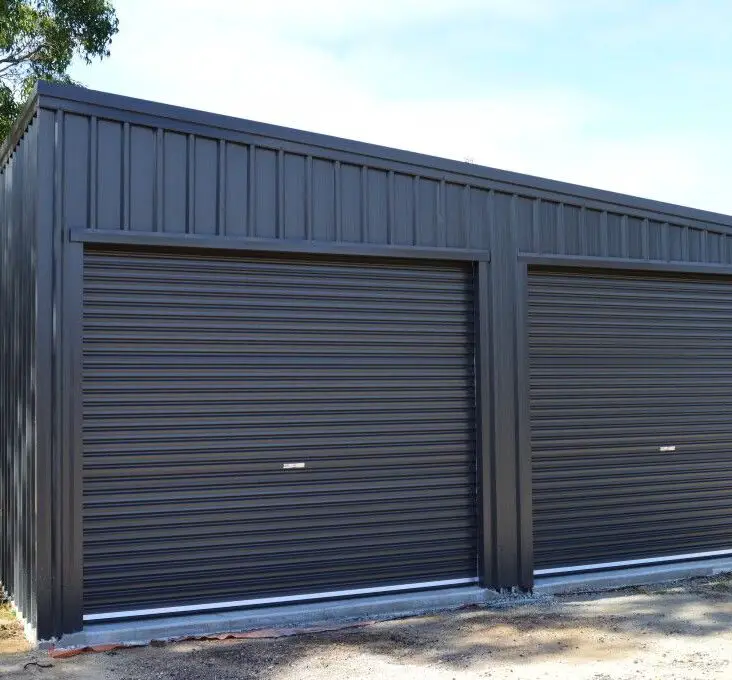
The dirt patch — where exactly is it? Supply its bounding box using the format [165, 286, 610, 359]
[0, 596, 30, 655]
[1, 574, 731, 679]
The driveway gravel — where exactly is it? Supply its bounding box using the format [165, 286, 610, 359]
[1, 574, 731, 679]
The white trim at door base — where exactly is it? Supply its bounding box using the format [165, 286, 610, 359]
[83, 577, 480, 622]
[534, 548, 732, 577]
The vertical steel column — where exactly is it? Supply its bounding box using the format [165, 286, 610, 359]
[34, 108, 56, 640]
[474, 259, 494, 585]
[482, 192, 533, 590]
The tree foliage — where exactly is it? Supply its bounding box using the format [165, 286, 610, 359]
[0, 0, 117, 140]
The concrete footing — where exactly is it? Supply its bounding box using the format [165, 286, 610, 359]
[53, 557, 732, 649]
[57, 586, 499, 649]
[534, 556, 732, 595]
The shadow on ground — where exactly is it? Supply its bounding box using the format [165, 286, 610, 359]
[162, 575, 732, 674]
[2, 574, 731, 679]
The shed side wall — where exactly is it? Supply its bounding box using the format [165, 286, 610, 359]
[0, 115, 38, 634]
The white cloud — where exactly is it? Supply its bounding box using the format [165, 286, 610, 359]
[69, 0, 732, 216]
[182, 0, 567, 34]
[597, 0, 732, 46]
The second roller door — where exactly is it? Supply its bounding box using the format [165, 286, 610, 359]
[529, 268, 732, 574]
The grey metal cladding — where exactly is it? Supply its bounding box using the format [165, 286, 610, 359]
[35, 82, 732, 225]
[517, 201, 732, 266]
[528, 268, 732, 569]
[82, 248, 477, 613]
[0, 113, 38, 630]
[59, 110, 492, 250]
[39, 81, 732, 269]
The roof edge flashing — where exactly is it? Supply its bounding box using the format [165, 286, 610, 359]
[35, 81, 732, 230]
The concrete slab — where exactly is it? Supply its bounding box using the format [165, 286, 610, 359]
[57, 586, 500, 649]
[54, 558, 732, 649]
[534, 556, 732, 595]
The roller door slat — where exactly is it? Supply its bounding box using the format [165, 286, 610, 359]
[83, 249, 477, 614]
[529, 269, 732, 572]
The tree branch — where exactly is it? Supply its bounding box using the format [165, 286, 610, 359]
[0, 39, 45, 72]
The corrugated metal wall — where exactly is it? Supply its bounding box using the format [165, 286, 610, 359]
[0, 115, 38, 630]
[515, 201, 732, 264]
[45, 97, 732, 268]
[58, 113, 492, 251]
[82, 248, 477, 615]
[529, 269, 732, 570]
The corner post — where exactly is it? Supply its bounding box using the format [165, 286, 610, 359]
[34, 108, 55, 640]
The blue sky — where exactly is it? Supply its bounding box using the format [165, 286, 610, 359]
[70, 1, 732, 214]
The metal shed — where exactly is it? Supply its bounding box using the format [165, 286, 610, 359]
[2, 82, 732, 643]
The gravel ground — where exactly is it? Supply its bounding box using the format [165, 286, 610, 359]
[1, 575, 731, 679]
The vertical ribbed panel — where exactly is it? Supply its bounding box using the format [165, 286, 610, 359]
[53, 95, 732, 264]
[0, 117, 37, 627]
[518, 200, 732, 265]
[82, 249, 477, 614]
[529, 269, 732, 570]
[45, 81, 732, 265]
[76, 118, 493, 250]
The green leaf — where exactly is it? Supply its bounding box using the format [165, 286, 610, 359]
[0, 0, 118, 141]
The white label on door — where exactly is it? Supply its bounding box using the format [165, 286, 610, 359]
[659, 445, 676, 452]
[283, 462, 306, 469]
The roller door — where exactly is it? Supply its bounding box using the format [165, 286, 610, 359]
[529, 269, 732, 573]
[82, 248, 478, 617]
